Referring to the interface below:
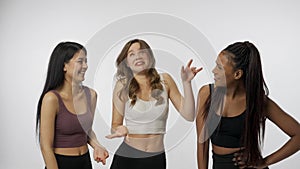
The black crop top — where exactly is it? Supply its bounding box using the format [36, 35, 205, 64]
[208, 84, 245, 148]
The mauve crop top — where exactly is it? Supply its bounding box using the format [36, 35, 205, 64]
[124, 75, 169, 134]
[51, 87, 93, 148]
[208, 84, 245, 148]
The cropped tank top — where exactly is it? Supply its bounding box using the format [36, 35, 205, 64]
[209, 84, 246, 148]
[51, 87, 93, 148]
[124, 75, 169, 134]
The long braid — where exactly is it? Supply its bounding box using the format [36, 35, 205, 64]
[224, 41, 269, 164]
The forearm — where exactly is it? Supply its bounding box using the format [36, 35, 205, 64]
[197, 142, 209, 169]
[264, 135, 300, 166]
[41, 147, 58, 169]
[181, 81, 195, 121]
[88, 130, 105, 149]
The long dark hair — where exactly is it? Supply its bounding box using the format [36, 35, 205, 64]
[115, 39, 163, 106]
[204, 41, 269, 164]
[36, 41, 86, 137]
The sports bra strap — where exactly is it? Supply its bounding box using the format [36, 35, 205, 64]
[209, 83, 214, 95]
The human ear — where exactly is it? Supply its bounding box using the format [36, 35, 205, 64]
[63, 63, 68, 72]
[234, 69, 243, 79]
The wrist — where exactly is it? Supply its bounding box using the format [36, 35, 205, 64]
[261, 157, 270, 168]
[94, 144, 105, 151]
[182, 81, 191, 85]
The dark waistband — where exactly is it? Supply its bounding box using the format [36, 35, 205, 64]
[212, 151, 235, 159]
[115, 141, 165, 158]
[54, 151, 90, 158]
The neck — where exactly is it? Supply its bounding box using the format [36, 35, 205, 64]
[225, 82, 245, 99]
[60, 79, 83, 96]
[134, 74, 150, 87]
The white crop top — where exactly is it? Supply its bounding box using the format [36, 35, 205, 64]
[124, 75, 169, 134]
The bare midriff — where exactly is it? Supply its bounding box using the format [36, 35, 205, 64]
[125, 134, 164, 152]
[54, 144, 88, 156]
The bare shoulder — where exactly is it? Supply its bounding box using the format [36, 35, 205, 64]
[88, 87, 97, 99]
[41, 91, 59, 115]
[265, 97, 281, 115]
[161, 72, 173, 82]
[114, 79, 126, 94]
[43, 91, 58, 105]
[198, 84, 211, 98]
[160, 73, 177, 93]
[196, 84, 211, 128]
[264, 96, 292, 120]
[114, 79, 125, 90]
[113, 79, 127, 101]
[196, 84, 211, 118]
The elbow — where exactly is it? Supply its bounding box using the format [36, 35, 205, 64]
[184, 110, 196, 122]
[184, 115, 195, 122]
[180, 107, 196, 122]
[40, 143, 54, 154]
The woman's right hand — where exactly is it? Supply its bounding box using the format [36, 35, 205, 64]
[105, 125, 128, 139]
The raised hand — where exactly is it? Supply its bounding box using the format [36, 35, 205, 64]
[181, 59, 203, 83]
[105, 125, 128, 139]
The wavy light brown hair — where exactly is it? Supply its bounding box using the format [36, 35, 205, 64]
[115, 39, 164, 106]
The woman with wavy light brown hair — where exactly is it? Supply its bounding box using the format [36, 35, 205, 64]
[196, 41, 300, 169]
[106, 39, 202, 169]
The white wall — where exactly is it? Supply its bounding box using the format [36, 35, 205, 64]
[1, 0, 299, 169]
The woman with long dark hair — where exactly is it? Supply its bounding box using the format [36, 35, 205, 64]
[105, 39, 202, 169]
[36, 42, 109, 169]
[196, 41, 300, 169]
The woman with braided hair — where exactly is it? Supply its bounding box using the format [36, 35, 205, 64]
[196, 41, 300, 169]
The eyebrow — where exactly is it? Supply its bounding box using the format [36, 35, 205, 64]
[215, 60, 224, 67]
[76, 57, 87, 60]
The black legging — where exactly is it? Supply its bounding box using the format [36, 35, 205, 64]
[213, 151, 269, 169]
[110, 142, 166, 169]
[45, 151, 92, 169]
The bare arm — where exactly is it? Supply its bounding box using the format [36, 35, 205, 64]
[106, 81, 128, 139]
[40, 92, 59, 169]
[87, 89, 109, 164]
[263, 97, 300, 166]
[166, 60, 202, 121]
[196, 85, 211, 169]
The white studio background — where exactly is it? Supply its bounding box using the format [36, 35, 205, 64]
[1, 0, 299, 169]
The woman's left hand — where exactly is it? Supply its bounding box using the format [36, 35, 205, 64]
[233, 151, 268, 169]
[93, 146, 109, 165]
[181, 59, 202, 83]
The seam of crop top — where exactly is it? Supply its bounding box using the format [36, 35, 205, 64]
[51, 87, 91, 116]
[220, 111, 246, 119]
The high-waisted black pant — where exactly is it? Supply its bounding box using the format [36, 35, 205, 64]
[110, 142, 166, 169]
[213, 151, 269, 169]
[45, 151, 92, 169]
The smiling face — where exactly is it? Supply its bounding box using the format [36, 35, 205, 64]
[64, 49, 88, 83]
[212, 51, 236, 87]
[126, 42, 151, 75]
